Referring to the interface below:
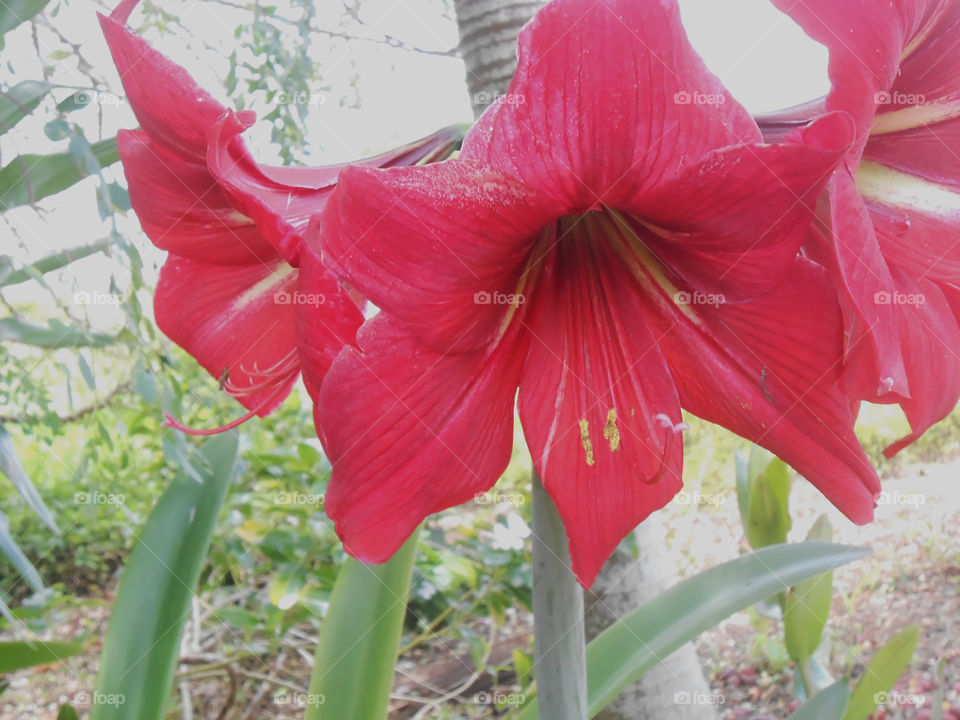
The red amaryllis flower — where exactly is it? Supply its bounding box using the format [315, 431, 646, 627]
[100, 0, 462, 430]
[762, 0, 960, 455]
[316, 0, 879, 586]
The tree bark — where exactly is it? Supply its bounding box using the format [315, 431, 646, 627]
[453, 0, 544, 116]
[451, 2, 717, 718]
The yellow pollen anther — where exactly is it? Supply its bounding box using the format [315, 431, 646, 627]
[578, 418, 595, 467]
[603, 409, 621, 452]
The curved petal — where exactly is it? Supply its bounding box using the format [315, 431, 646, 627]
[859, 162, 960, 283]
[771, 0, 942, 150]
[118, 130, 278, 265]
[867, 1, 960, 147]
[295, 217, 366, 404]
[207, 118, 461, 267]
[461, 0, 760, 210]
[207, 112, 331, 267]
[631, 112, 853, 299]
[808, 170, 909, 400]
[772, 0, 960, 410]
[319, 314, 525, 564]
[321, 161, 557, 353]
[155, 255, 300, 415]
[882, 272, 960, 456]
[208, 118, 466, 268]
[99, 1, 227, 160]
[611, 216, 881, 523]
[518, 215, 683, 587]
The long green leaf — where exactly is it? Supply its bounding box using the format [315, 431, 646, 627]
[0, 510, 44, 592]
[0, 639, 85, 673]
[0, 137, 118, 211]
[744, 447, 791, 549]
[784, 515, 834, 664]
[0, 0, 51, 38]
[788, 680, 850, 719]
[0, 318, 115, 348]
[91, 434, 238, 720]
[516, 542, 870, 720]
[57, 705, 80, 720]
[0, 424, 58, 532]
[0, 81, 51, 133]
[306, 528, 419, 720]
[0, 238, 112, 287]
[843, 625, 919, 720]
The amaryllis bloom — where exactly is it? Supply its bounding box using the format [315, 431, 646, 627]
[761, 0, 960, 455]
[317, 0, 880, 586]
[100, 0, 461, 430]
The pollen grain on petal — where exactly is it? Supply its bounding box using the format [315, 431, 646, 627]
[603, 408, 621, 452]
[578, 417, 595, 467]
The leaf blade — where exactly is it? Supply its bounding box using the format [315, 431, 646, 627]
[0, 639, 85, 674]
[516, 542, 870, 720]
[90, 433, 238, 720]
[306, 529, 419, 720]
[0, 137, 118, 211]
[788, 680, 851, 720]
[843, 625, 920, 720]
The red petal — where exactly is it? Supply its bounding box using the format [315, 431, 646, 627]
[867, 1, 960, 148]
[808, 170, 909, 400]
[155, 255, 300, 415]
[859, 163, 960, 284]
[517, 216, 683, 587]
[99, 3, 226, 160]
[629, 243, 881, 524]
[321, 161, 556, 353]
[771, 0, 940, 151]
[118, 130, 278, 265]
[295, 218, 365, 404]
[461, 0, 760, 209]
[882, 272, 960, 456]
[319, 314, 525, 563]
[631, 113, 852, 299]
[208, 117, 467, 267]
[207, 112, 332, 267]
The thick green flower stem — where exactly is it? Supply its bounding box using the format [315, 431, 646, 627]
[306, 528, 420, 720]
[532, 471, 589, 719]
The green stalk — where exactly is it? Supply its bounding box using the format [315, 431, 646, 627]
[531, 471, 588, 719]
[305, 528, 419, 720]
